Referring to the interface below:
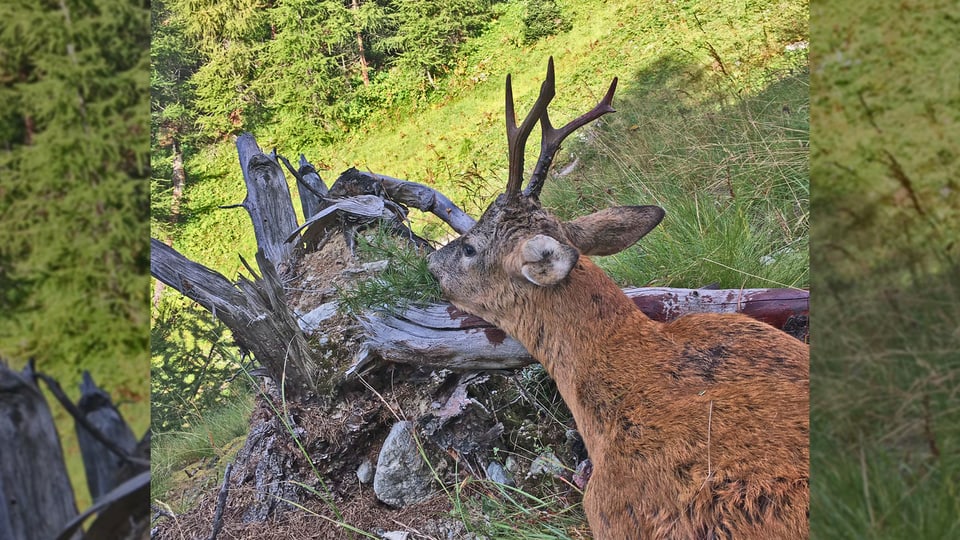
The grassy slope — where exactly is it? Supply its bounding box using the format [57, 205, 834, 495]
[811, 0, 960, 537]
[161, 0, 808, 287]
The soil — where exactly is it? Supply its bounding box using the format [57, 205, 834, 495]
[151, 228, 587, 539]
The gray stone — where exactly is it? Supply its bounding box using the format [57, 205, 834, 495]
[356, 458, 374, 484]
[485, 460, 514, 487]
[381, 532, 410, 540]
[527, 451, 565, 478]
[373, 421, 436, 507]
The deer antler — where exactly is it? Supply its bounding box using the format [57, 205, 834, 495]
[524, 73, 618, 198]
[505, 58, 557, 197]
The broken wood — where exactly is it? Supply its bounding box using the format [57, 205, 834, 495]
[227, 134, 301, 267]
[0, 363, 82, 540]
[150, 239, 316, 397]
[356, 287, 808, 372]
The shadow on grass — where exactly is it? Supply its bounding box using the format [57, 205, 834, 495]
[543, 52, 809, 289]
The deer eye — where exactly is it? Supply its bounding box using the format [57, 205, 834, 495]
[461, 243, 477, 257]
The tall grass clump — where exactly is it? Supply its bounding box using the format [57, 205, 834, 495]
[543, 68, 809, 290]
[811, 269, 960, 538]
[151, 391, 255, 508]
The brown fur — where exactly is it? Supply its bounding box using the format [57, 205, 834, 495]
[428, 198, 808, 540]
[427, 63, 808, 539]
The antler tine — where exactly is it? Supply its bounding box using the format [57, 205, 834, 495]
[524, 76, 618, 198]
[505, 57, 557, 197]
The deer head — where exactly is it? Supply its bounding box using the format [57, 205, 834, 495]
[427, 58, 665, 325]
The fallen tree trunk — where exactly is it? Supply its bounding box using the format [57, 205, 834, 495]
[355, 287, 808, 372]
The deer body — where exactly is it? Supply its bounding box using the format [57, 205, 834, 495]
[427, 59, 809, 539]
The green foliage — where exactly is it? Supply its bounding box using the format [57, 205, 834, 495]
[382, 0, 492, 87]
[521, 0, 572, 44]
[151, 299, 250, 432]
[336, 225, 443, 316]
[0, 0, 151, 509]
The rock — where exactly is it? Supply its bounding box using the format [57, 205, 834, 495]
[381, 532, 410, 540]
[356, 458, 374, 484]
[485, 460, 514, 487]
[504, 455, 519, 474]
[573, 458, 593, 489]
[527, 451, 564, 478]
[373, 421, 436, 507]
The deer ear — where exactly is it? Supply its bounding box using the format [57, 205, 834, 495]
[517, 234, 580, 286]
[563, 206, 665, 256]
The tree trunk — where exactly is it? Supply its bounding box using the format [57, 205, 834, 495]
[153, 136, 188, 307]
[0, 365, 81, 540]
[352, 0, 370, 86]
[229, 134, 300, 269]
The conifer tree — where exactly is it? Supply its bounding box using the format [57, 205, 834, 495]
[0, 0, 150, 370]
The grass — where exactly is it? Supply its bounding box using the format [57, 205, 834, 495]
[811, 271, 960, 538]
[543, 67, 809, 289]
[810, 0, 960, 537]
[151, 391, 254, 511]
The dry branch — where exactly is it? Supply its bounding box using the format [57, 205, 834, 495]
[150, 239, 315, 397]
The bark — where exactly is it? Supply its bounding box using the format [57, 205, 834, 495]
[228, 134, 300, 268]
[279, 153, 328, 220]
[150, 239, 316, 398]
[357, 288, 809, 372]
[0, 364, 81, 540]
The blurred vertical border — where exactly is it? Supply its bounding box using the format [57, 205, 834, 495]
[811, 0, 960, 537]
[0, 0, 150, 526]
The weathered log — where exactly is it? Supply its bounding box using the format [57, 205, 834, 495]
[357, 287, 808, 372]
[228, 133, 300, 267]
[373, 173, 476, 234]
[279, 153, 328, 221]
[0, 363, 81, 540]
[150, 239, 315, 397]
[75, 371, 139, 502]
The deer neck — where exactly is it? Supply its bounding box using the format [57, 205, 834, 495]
[498, 257, 663, 447]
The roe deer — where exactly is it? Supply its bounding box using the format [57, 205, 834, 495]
[427, 58, 809, 539]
